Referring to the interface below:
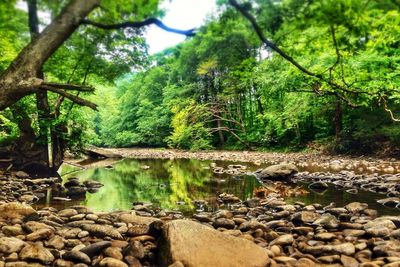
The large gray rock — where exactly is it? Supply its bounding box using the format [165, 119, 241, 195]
[255, 163, 298, 181]
[159, 219, 269, 267]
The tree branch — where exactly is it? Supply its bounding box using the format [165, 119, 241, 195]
[81, 18, 196, 37]
[42, 82, 94, 92]
[40, 87, 97, 110]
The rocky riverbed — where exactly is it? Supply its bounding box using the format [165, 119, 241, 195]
[0, 182, 399, 266]
[1, 152, 400, 266]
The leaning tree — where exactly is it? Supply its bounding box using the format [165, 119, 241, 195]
[0, 0, 194, 174]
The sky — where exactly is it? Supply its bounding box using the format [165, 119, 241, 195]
[16, 0, 217, 55]
[145, 0, 217, 54]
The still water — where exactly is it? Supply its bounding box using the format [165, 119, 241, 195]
[43, 158, 400, 215]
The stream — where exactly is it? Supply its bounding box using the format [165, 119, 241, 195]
[36, 157, 400, 216]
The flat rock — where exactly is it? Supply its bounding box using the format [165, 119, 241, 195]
[159, 219, 269, 267]
[256, 163, 298, 181]
[0, 237, 26, 253]
[19, 243, 54, 264]
[82, 224, 122, 239]
[0, 202, 37, 220]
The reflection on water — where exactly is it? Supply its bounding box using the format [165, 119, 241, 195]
[46, 158, 400, 216]
[60, 158, 260, 213]
[286, 182, 400, 215]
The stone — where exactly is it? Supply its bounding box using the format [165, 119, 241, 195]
[365, 226, 390, 237]
[127, 224, 150, 237]
[58, 209, 78, 217]
[26, 228, 53, 241]
[292, 211, 321, 224]
[256, 163, 298, 181]
[80, 241, 112, 258]
[0, 237, 26, 253]
[46, 235, 65, 250]
[19, 243, 54, 264]
[270, 234, 294, 246]
[99, 257, 128, 267]
[309, 181, 329, 190]
[343, 229, 366, 237]
[0, 202, 37, 220]
[315, 232, 336, 241]
[2, 225, 24, 236]
[313, 214, 339, 229]
[331, 243, 356, 256]
[104, 247, 123, 261]
[123, 241, 144, 259]
[341, 255, 359, 267]
[213, 218, 235, 229]
[159, 219, 269, 267]
[62, 250, 91, 265]
[54, 259, 74, 267]
[118, 213, 159, 226]
[82, 224, 123, 239]
[345, 202, 368, 213]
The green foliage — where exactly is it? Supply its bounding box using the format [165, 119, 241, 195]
[167, 100, 213, 151]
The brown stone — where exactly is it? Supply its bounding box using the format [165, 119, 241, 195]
[159, 219, 269, 267]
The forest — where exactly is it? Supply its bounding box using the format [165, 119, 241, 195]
[1, 0, 399, 171]
[0, 1, 400, 266]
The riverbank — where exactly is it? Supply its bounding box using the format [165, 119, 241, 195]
[103, 148, 400, 175]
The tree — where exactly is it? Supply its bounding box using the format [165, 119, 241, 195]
[0, 0, 195, 173]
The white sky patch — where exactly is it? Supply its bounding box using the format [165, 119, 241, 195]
[145, 0, 217, 54]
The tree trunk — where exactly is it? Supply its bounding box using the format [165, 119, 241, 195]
[334, 100, 342, 141]
[0, 0, 100, 110]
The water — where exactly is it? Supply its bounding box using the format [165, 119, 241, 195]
[37, 158, 400, 216]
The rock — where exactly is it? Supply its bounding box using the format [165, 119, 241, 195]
[213, 218, 235, 229]
[62, 250, 91, 264]
[270, 234, 294, 246]
[345, 202, 368, 213]
[104, 247, 123, 261]
[2, 225, 24, 236]
[57, 209, 78, 218]
[46, 235, 65, 250]
[292, 211, 321, 224]
[256, 163, 298, 181]
[0, 237, 26, 253]
[309, 181, 329, 190]
[99, 257, 128, 267]
[377, 197, 400, 208]
[315, 232, 336, 241]
[313, 214, 339, 229]
[159, 219, 269, 267]
[331, 243, 356, 256]
[66, 186, 87, 197]
[80, 241, 112, 258]
[19, 243, 54, 264]
[341, 255, 359, 267]
[15, 171, 29, 178]
[26, 228, 53, 241]
[0, 202, 37, 220]
[54, 259, 75, 267]
[123, 241, 144, 259]
[127, 225, 149, 237]
[118, 213, 159, 226]
[82, 224, 123, 239]
[365, 226, 391, 237]
[274, 256, 296, 264]
[343, 229, 365, 237]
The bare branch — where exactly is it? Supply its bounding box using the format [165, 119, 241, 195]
[40, 86, 97, 110]
[81, 18, 196, 37]
[381, 97, 400, 122]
